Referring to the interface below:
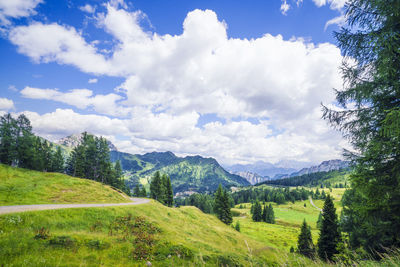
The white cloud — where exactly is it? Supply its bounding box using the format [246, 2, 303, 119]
[9, 4, 346, 164]
[9, 23, 110, 74]
[324, 14, 346, 30]
[20, 86, 130, 117]
[0, 98, 14, 110]
[312, 0, 346, 10]
[0, 0, 42, 25]
[280, 0, 290, 15]
[88, 78, 98, 83]
[79, 4, 95, 14]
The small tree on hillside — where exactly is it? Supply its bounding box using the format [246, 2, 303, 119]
[266, 204, 275, 224]
[252, 201, 263, 222]
[214, 184, 232, 224]
[297, 219, 315, 258]
[134, 184, 140, 197]
[317, 195, 341, 261]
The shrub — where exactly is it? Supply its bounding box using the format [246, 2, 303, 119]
[34, 227, 50, 240]
[48, 235, 76, 248]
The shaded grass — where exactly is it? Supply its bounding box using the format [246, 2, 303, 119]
[0, 164, 129, 205]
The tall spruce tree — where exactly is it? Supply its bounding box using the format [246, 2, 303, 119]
[15, 114, 34, 169]
[266, 204, 275, 224]
[297, 219, 315, 258]
[150, 171, 163, 202]
[0, 113, 17, 165]
[214, 184, 232, 224]
[317, 195, 341, 261]
[252, 201, 263, 222]
[164, 175, 174, 207]
[322, 0, 400, 255]
[50, 146, 64, 172]
[134, 184, 141, 197]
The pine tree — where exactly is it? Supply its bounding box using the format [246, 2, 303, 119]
[235, 221, 241, 232]
[50, 146, 64, 172]
[322, 0, 400, 255]
[262, 205, 267, 222]
[266, 204, 275, 224]
[0, 113, 17, 165]
[316, 212, 323, 230]
[134, 184, 140, 197]
[317, 195, 341, 261]
[214, 184, 232, 224]
[140, 187, 147, 197]
[164, 175, 174, 207]
[150, 171, 163, 202]
[15, 114, 34, 169]
[252, 201, 263, 222]
[297, 219, 315, 258]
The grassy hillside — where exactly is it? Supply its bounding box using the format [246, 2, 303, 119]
[0, 164, 130, 205]
[110, 151, 250, 194]
[0, 201, 285, 266]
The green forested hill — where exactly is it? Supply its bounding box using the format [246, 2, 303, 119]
[258, 169, 350, 187]
[110, 151, 250, 194]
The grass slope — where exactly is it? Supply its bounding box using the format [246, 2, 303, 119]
[0, 201, 283, 266]
[0, 164, 129, 205]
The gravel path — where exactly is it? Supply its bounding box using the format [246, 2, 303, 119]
[0, 198, 150, 215]
[309, 196, 323, 212]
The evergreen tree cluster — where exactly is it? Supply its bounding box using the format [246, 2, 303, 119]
[66, 132, 129, 194]
[133, 184, 147, 197]
[0, 113, 64, 172]
[175, 193, 215, 214]
[251, 201, 275, 224]
[322, 0, 400, 256]
[232, 186, 313, 205]
[214, 184, 233, 225]
[149, 171, 174, 207]
[261, 170, 348, 188]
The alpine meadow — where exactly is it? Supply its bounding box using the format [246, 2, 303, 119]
[1, 0, 400, 266]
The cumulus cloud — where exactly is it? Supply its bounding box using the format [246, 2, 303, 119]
[79, 4, 95, 14]
[88, 78, 98, 83]
[312, 0, 346, 10]
[0, 98, 14, 110]
[0, 0, 42, 25]
[20, 86, 130, 117]
[8, 3, 346, 164]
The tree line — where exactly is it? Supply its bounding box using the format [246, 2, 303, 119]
[261, 170, 348, 188]
[0, 113, 129, 194]
[0, 113, 64, 172]
[231, 186, 326, 205]
[66, 132, 129, 194]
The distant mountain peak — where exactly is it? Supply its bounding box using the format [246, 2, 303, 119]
[57, 133, 118, 151]
[234, 171, 269, 185]
[283, 159, 349, 178]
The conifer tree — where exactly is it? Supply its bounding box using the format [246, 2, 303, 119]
[134, 184, 140, 197]
[15, 114, 34, 169]
[150, 171, 163, 202]
[235, 221, 241, 232]
[214, 184, 232, 224]
[252, 201, 263, 222]
[266, 204, 275, 224]
[317, 195, 341, 261]
[164, 175, 174, 207]
[50, 146, 64, 172]
[262, 205, 267, 222]
[297, 219, 315, 258]
[0, 113, 17, 165]
[140, 187, 147, 197]
[322, 0, 400, 255]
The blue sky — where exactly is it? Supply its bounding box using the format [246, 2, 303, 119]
[0, 0, 348, 166]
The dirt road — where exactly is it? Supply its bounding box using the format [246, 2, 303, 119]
[0, 198, 150, 215]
